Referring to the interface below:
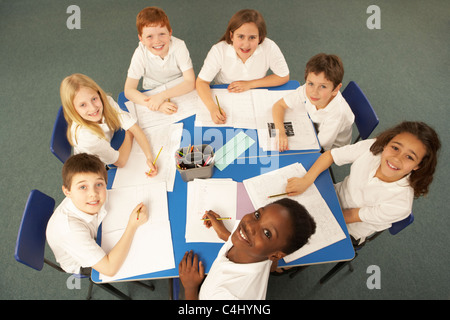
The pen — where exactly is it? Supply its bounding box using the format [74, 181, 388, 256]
[215, 95, 223, 115]
[146, 146, 163, 176]
[201, 217, 232, 221]
[267, 192, 289, 198]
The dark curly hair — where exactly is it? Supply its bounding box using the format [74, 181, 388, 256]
[370, 121, 440, 198]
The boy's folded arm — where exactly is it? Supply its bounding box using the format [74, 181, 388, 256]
[124, 77, 150, 106]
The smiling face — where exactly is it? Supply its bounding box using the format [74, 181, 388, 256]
[62, 172, 107, 215]
[139, 24, 172, 58]
[73, 86, 103, 123]
[376, 132, 427, 183]
[230, 203, 293, 263]
[230, 22, 260, 63]
[305, 72, 342, 109]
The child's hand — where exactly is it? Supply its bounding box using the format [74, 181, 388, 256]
[210, 108, 227, 124]
[277, 132, 289, 152]
[179, 250, 205, 300]
[286, 177, 311, 196]
[129, 202, 148, 227]
[159, 101, 178, 114]
[144, 94, 165, 111]
[145, 160, 158, 177]
[228, 80, 252, 93]
[202, 210, 231, 241]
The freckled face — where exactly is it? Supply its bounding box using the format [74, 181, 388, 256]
[139, 25, 172, 58]
[305, 72, 341, 109]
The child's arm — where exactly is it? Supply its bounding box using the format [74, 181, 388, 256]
[286, 150, 334, 196]
[127, 124, 157, 176]
[202, 210, 231, 241]
[342, 208, 362, 224]
[272, 98, 289, 152]
[196, 77, 227, 124]
[113, 130, 134, 168]
[227, 74, 289, 93]
[179, 250, 205, 300]
[124, 77, 152, 108]
[92, 203, 148, 277]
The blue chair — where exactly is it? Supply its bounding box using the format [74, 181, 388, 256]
[319, 213, 414, 284]
[14, 189, 134, 299]
[50, 106, 72, 163]
[342, 81, 379, 143]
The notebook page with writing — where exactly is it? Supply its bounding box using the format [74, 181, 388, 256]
[242, 163, 345, 262]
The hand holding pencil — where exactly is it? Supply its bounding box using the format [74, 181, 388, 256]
[146, 146, 163, 177]
[202, 210, 232, 241]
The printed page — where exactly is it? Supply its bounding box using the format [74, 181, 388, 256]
[242, 163, 345, 262]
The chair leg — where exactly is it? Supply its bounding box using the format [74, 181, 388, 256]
[86, 281, 94, 300]
[134, 281, 155, 291]
[319, 261, 350, 284]
[93, 281, 132, 300]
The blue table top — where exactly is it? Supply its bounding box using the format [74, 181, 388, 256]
[92, 82, 354, 282]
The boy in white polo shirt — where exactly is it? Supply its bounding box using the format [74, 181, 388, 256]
[179, 198, 316, 300]
[272, 53, 354, 151]
[46, 153, 148, 276]
[124, 6, 195, 115]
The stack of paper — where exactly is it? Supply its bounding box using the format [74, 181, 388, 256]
[99, 182, 175, 282]
[185, 179, 237, 243]
[111, 123, 183, 192]
[242, 163, 345, 262]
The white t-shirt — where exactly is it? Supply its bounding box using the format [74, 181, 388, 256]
[198, 38, 289, 84]
[331, 139, 414, 243]
[199, 227, 272, 300]
[284, 84, 354, 150]
[127, 36, 193, 90]
[46, 197, 107, 274]
[71, 96, 136, 165]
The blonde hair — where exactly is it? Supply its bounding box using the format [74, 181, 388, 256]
[60, 73, 121, 145]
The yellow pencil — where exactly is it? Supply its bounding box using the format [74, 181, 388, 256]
[267, 192, 289, 198]
[215, 95, 223, 115]
[137, 207, 141, 220]
[201, 217, 232, 221]
[146, 146, 163, 176]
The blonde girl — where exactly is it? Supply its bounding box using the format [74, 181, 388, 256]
[60, 73, 157, 175]
[196, 9, 290, 124]
[286, 121, 440, 244]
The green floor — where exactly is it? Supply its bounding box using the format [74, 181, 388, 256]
[1, 0, 448, 300]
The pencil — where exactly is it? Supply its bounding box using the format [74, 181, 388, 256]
[267, 192, 289, 198]
[201, 217, 232, 221]
[147, 146, 163, 176]
[215, 95, 223, 115]
[137, 207, 141, 220]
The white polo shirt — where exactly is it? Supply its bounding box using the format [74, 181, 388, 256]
[198, 38, 289, 84]
[284, 84, 354, 150]
[331, 139, 414, 243]
[46, 197, 107, 274]
[199, 226, 272, 300]
[127, 36, 193, 90]
[71, 96, 136, 165]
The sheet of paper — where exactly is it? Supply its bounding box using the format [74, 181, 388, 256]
[195, 88, 256, 128]
[252, 89, 320, 151]
[111, 123, 183, 191]
[214, 131, 256, 171]
[131, 78, 199, 129]
[185, 179, 237, 243]
[242, 163, 346, 262]
[99, 182, 175, 282]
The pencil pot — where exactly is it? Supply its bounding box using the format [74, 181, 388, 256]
[175, 144, 215, 182]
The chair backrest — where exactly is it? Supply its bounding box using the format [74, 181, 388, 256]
[389, 213, 414, 235]
[342, 81, 379, 142]
[14, 190, 56, 271]
[50, 106, 72, 163]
